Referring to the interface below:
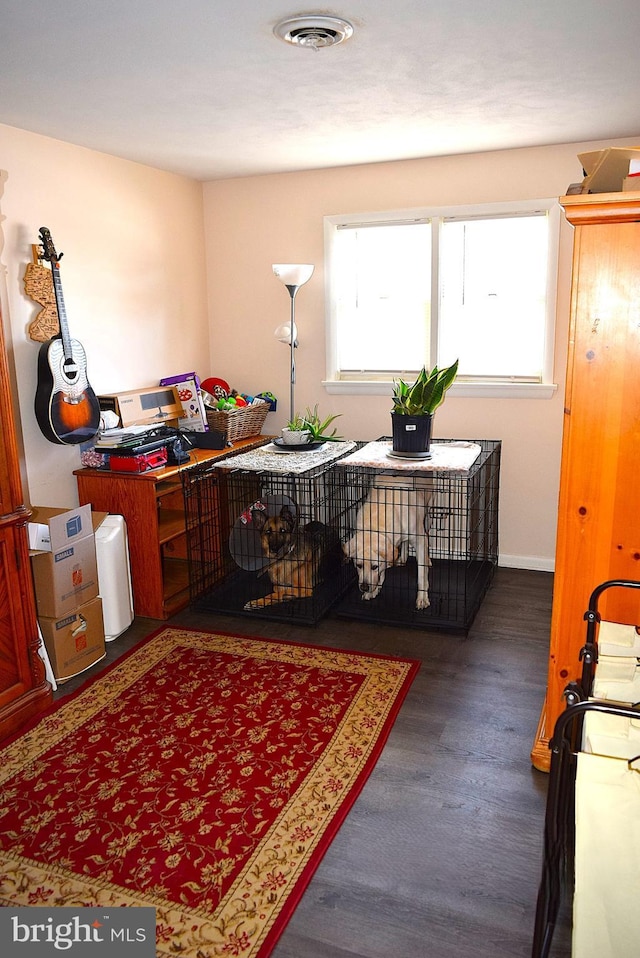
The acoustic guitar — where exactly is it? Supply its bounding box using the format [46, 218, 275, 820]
[34, 227, 101, 445]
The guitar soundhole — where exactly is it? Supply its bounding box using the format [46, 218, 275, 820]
[63, 358, 79, 382]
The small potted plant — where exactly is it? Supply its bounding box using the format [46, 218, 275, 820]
[281, 413, 312, 445]
[391, 360, 458, 455]
[281, 406, 343, 445]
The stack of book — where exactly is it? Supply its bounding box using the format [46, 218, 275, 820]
[86, 426, 173, 473]
[94, 425, 170, 456]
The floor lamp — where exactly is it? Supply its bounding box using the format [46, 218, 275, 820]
[272, 264, 314, 423]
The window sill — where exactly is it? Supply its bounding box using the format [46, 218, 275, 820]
[322, 381, 558, 400]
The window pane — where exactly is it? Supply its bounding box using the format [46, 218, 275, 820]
[335, 223, 431, 372]
[439, 214, 549, 379]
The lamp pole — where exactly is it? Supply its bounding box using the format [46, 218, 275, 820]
[286, 283, 298, 424]
[272, 264, 314, 425]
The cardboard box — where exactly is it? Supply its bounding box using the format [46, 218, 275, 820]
[98, 385, 183, 428]
[159, 373, 209, 432]
[29, 505, 105, 618]
[39, 596, 106, 682]
[579, 147, 640, 193]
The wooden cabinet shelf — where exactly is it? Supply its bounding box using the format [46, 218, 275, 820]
[162, 557, 190, 606]
[74, 436, 270, 620]
[156, 478, 183, 497]
[158, 509, 187, 544]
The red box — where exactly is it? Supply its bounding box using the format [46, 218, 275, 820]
[109, 449, 167, 473]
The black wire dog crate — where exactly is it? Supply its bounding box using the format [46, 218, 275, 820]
[183, 441, 363, 625]
[332, 439, 501, 632]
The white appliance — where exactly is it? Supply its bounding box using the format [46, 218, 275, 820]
[95, 514, 134, 641]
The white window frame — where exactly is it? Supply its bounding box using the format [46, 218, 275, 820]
[322, 199, 560, 399]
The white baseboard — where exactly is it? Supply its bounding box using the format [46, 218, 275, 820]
[498, 554, 555, 573]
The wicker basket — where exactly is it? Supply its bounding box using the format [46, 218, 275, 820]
[205, 399, 269, 443]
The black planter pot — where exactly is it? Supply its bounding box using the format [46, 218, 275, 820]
[390, 412, 433, 454]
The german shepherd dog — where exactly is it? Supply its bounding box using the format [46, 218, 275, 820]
[244, 504, 340, 609]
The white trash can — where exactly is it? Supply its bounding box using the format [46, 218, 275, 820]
[95, 514, 134, 641]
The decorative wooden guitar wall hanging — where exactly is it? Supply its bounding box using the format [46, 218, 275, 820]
[34, 227, 100, 445]
[24, 245, 59, 342]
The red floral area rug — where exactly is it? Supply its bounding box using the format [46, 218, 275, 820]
[0, 628, 419, 957]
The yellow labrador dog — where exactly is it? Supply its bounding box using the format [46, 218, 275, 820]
[343, 477, 432, 610]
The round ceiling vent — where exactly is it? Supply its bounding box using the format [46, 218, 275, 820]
[273, 15, 354, 50]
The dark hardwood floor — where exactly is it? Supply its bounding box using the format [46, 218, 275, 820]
[55, 567, 572, 958]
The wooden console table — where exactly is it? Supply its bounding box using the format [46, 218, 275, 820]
[74, 437, 269, 620]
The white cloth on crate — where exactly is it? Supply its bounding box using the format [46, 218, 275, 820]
[214, 440, 357, 475]
[335, 440, 482, 473]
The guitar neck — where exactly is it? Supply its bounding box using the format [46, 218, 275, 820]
[51, 262, 73, 358]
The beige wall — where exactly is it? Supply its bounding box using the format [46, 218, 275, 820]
[1, 122, 637, 570]
[0, 122, 208, 507]
[202, 136, 639, 570]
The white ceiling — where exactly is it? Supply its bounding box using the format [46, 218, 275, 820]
[2, 1, 639, 181]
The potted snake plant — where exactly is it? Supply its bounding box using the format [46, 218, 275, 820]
[390, 360, 458, 455]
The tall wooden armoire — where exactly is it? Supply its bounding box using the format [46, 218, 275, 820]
[0, 306, 52, 740]
[531, 192, 640, 772]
